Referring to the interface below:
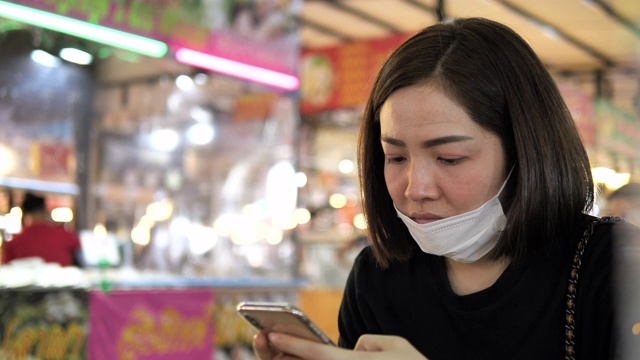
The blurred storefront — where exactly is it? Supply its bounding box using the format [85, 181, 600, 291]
[0, 1, 308, 358]
[0, 0, 304, 275]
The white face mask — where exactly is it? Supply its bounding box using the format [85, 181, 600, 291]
[394, 172, 511, 263]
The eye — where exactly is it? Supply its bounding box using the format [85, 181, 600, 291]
[438, 157, 463, 165]
[386, 156, 406, 164]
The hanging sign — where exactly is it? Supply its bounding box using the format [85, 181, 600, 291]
[300, 34, 409, 114]
[12, 0, 301, 75]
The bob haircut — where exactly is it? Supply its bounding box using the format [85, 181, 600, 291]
[358, 17, 594, 269]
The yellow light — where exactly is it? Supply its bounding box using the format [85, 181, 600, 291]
[213, 213, 240, 237]
[10, 207, 22, 218]
[266, 227, 283, 245]
[329, 193, 347, 209]
[131, 226, 150, 246]
[0, 145, 15, 175]
[592, 167, 615, 183]
[231, 223, 259, 245]
[338, 159, 354, 174]
[93, 224, 107, 238]
[276, 215, 298, 230]
[60, 47, 93, 65]
[605, 173, 630, 190]
[5, 208, 22, 234]
[188, 225, 217, 255]
[51, 207, 73, 222]
[138, 214, 155, 229]
[294, 172, 308, 187]
[293, 208, 311, 225]
[353, 213, 367, 230]
[146, 199, 173, 222]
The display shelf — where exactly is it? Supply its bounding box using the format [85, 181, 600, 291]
[92, 276, 308, 289]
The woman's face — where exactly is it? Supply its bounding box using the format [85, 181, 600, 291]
[380, 83, 507, 223]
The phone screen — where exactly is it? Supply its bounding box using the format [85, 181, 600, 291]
[237, 302, 335, 345]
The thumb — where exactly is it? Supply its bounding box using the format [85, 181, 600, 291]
[353, 334, 411, 352]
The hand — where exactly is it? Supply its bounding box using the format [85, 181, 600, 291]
[253, 331, 279, 360]
[353, 335, 427, 359]
[252, 332, 428, 360]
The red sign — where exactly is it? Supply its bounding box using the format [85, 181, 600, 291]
[300, 34, 409, 114]
[36, 142, 72, 181]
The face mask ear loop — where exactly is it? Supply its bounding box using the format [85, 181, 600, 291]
[497, 165, 516, 197]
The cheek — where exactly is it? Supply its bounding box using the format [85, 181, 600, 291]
[384, 165, 406, 201]
[443, 178, 490, 211]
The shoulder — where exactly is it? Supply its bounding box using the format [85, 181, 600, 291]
[569, 215, 623, 304]
[348, 247, 381, 287]
[570, 215, 623, 251]
[352, 246, 377, 271]
[571, 216, 627, 357]
[575, 215, 623, 267]
[6, 231, 26, 245]
[351, 246, 418, 276]
[347, 246, 425, 294]
[586, 215, 630, 255]
[42, 224, 81, 243]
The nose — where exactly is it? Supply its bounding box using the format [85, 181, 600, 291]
[404, 161, 439, 202]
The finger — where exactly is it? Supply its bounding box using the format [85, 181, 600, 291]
[354, 334, 410, 352]
[268, 332, 353, 360]
[253, 331, 279, 359]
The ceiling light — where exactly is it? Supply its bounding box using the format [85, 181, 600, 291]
[0, 1, 168, 57]
[338, 159, 354, 174]
[59, 47, 93, 65]
[175, 48, 300, 91]
[175, 75, 194, 91]
[186, 123, 215, 145]
[148, 128, 180, 151]
[30, 49, 60, 67]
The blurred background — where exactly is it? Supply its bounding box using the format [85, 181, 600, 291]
[0, 0, 638, 359]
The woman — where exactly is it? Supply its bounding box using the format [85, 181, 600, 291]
[254, 17, 622, 359]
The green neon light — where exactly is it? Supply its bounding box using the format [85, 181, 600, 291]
[0, 1, 168, 58]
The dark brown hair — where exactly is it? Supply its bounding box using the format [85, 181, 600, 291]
[358, 17, 594, 268]
[21, 192, 46, 215]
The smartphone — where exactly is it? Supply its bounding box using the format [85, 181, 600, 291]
[236, 301, 336, 346]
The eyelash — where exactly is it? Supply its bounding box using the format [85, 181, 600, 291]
[386, 156, 405, 164]
[385, 157, 463, 165]
[438, 157, 463, 165]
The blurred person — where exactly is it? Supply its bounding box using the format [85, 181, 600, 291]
[604, 182, 640, 226]
[251, 17, 637, 360]
[2, 192, 81, 267]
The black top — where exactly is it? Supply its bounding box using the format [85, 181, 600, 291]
[338, 214, 619, 360]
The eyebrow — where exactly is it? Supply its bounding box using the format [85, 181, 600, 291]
[381, 135, 474, 148]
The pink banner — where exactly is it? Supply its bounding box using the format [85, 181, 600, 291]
[88, 289, 214, 360]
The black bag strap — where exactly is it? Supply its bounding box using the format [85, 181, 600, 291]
[564, 216, 623, 359]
